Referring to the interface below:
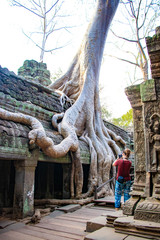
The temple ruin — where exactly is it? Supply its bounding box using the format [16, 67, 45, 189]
[0, 61, 131, 219]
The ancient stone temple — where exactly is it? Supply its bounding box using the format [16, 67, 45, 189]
[0, 61, 131, 219]
[0, 66, 73, 219]
[18, 60, 51, 86]
[115, 27, 160, 237]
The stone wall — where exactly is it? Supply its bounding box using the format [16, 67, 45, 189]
[146, 26, 160, 80]
[123, 27, 160, 222]
[104, 120, 131, 145]
[0, 66, 130, 164]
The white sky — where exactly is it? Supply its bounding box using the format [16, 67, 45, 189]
[0, 0, 134, 118]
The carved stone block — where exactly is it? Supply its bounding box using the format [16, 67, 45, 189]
[134, 198, 160, 223]
[123, 196, 140, 216]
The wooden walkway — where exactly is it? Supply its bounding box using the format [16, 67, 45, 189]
[0, 205, 115, 240]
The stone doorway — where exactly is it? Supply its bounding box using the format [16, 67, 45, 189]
[0, 160, 15, 209]
[35, 162, 64, 199]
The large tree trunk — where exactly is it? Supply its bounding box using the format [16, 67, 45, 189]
[48, 0, 124, 198]
[0, 0, 125, 199]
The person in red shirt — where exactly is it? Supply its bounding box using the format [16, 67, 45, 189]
[113, 148, 132, 210]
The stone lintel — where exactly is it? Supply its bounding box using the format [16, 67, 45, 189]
[36, 150, 72, 164]
[14, 159, 37, 168]
[0, 147, 31, 161]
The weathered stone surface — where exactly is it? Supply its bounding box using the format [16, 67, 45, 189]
[125, 85, 146, 199]
[0, 119, 90, 164]
[106, 210, 124, 227]
[56, 204, 81, 213]
[86, 216, 107, 232]
[123, 196, 140, 216]
[123, 27, 160, 228]
[146, 29, 160, 79]
[0, 64, 132, 219]
[134, 198, 160, 223]
[94, 196, 125, 210]
[0, 219, 16, 229]
[84, 227, 127, 240]
[125, 85, 141, 108]
[140, 79, 156, 102]
[13, 160, 37, 219]
[0, 66, 129, 164]
[114, 215, 160, 239]
[126, 236, 149, 240]
[0, 66, 63, 113]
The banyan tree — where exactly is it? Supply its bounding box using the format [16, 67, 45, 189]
[0, 0, 125, 199]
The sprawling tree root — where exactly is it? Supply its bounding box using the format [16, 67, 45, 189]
[48, 0, 124, 198]
[0, 107, 78, 158]
[34, 188, 106, 206]
[34, 197, 94, 206]
[0, 0, 124, 200]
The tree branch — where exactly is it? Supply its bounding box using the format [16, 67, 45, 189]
[11, 0, 43, 18]
[139, 1, 154, 30]
[22, 30, 71, 52]
[108, 54, 140, 67]
[30, 0, 40, 8]
[45, 0, 60, 14]
[110, 29, 138, 43]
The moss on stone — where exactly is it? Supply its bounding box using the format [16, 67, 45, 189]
[0, 92, 54, 120]
[140, 79, 156, 102]
[0, 146, 31, 158]
[18, 60, 51, 86]
[125, 84, 140, 92]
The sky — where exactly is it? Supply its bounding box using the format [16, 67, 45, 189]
[0, 0, 135, 118]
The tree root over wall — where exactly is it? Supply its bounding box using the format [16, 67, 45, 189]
[0, 0, 125, 201]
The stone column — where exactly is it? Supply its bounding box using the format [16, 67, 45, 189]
[124, 85, 146, 215]
[13, 160, 37, 219]
[124, 27, 160, 222]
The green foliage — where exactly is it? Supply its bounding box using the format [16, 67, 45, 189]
[111, 109, 133, 128]
[51, 68, 63, 82]
[101, 105, 112, 120]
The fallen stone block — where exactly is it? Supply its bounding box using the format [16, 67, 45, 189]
[56, 204, 81, 213]
[105, 210, 125, 227]
[84, 226, 127, 240]
[114, 215, 160, 239]
[86, 216, 107, 232]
